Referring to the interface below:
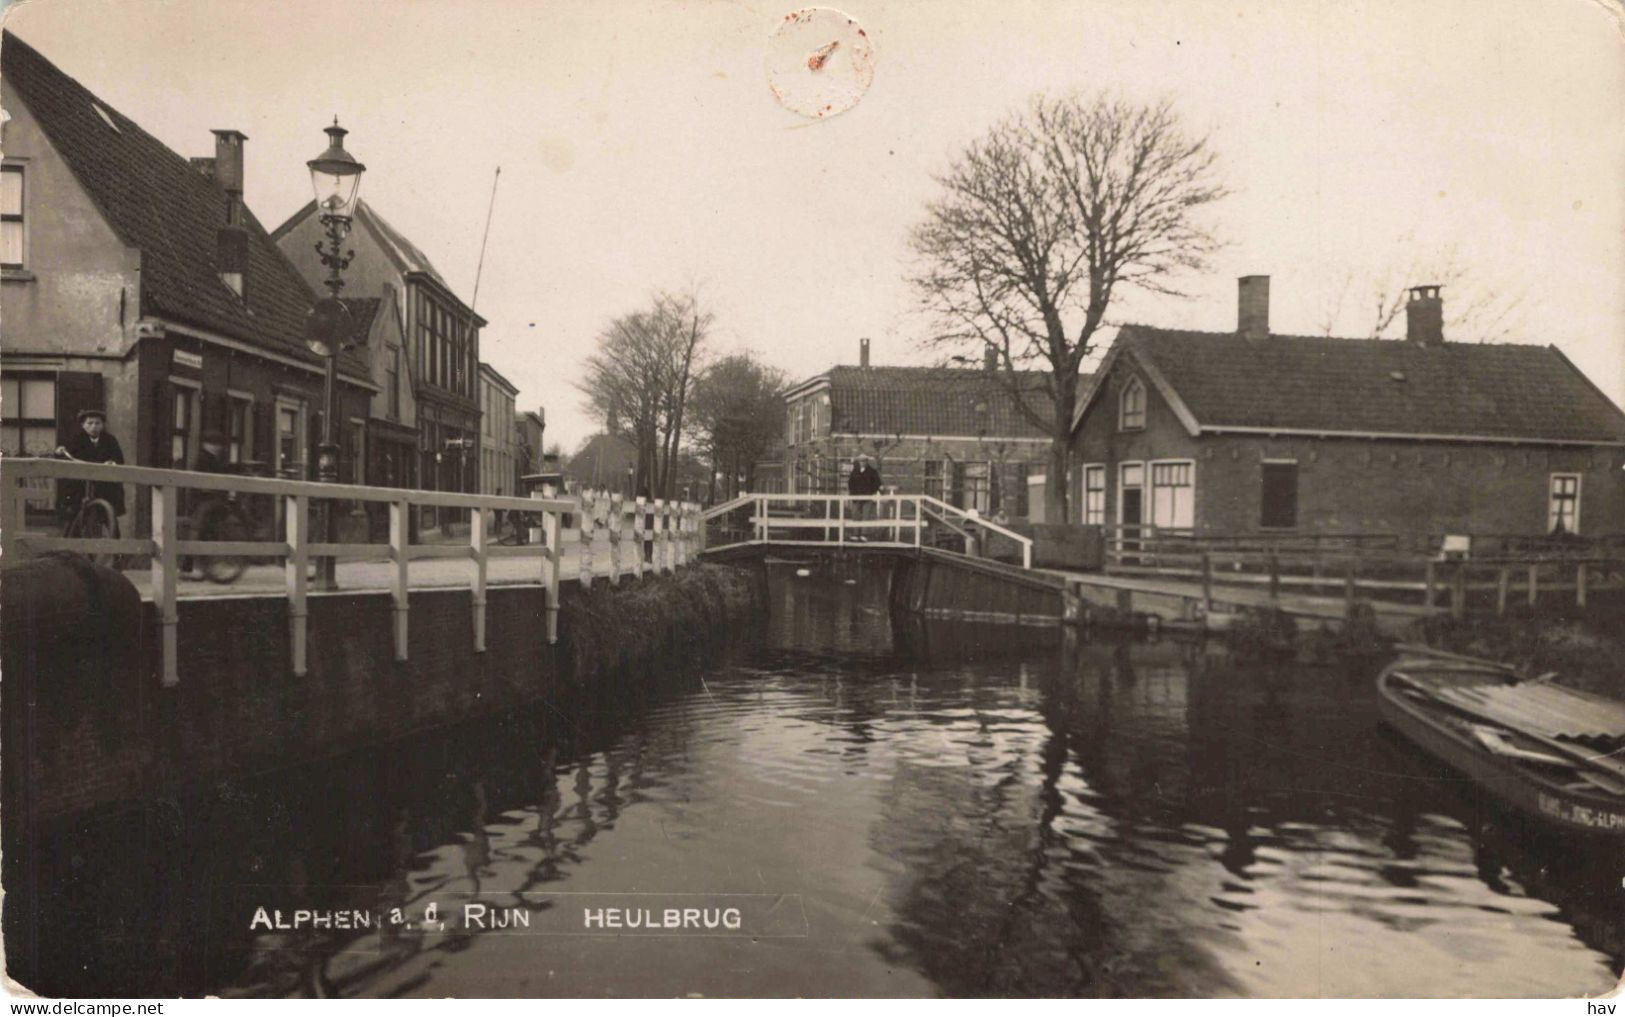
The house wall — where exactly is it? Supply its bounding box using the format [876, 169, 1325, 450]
[1072, 355, 1625, 540]
[785, 434, 1050, 516]
[0, 88, 141, 362]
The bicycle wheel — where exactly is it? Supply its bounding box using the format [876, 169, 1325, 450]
[70, 499, 121, 568]
[198, 502, 250, 584]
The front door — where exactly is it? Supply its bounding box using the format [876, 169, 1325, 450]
[1120, 462, 1144, 563]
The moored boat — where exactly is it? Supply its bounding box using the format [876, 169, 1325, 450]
[1377, 646, 1625, 837]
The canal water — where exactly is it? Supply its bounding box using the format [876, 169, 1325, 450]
[12, 562, 1623, 997]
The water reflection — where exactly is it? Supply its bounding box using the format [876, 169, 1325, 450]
[6, 563, 1620, 997]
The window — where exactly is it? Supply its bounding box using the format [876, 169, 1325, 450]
[1083, 464, 1106, 525]
[387, 346, 401, 420]
[923, 459, 944, 502]
[1, 373, 56, 455]
[347, 420, 366, 485]
[275, 401, 304, 477]
[1150, 460, 1195, 530]
[961, 461, 991, 514]
[2, 166, 23, 268]
[170, 384, 198, 468]
[1013, 462, 1029, 518]
[1549, 473, 1581, 535]
[1119, 376, 1146, 431]
[1260, 460, 1298, 529]
[227, 393, 253, 464]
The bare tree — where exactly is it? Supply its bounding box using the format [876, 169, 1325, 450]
[1317, 241, 1531, 342]
[577, 291, 712, 498]
[910, 92, 1228, 521]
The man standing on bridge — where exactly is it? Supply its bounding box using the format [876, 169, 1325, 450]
[847, 454, 881, 540]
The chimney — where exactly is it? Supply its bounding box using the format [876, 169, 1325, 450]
[211, 130, 249, 300]
[859, 337, 871, 368]
[984, 345, 998, 371]
[1237, 275, 1269, 339]
[1405, 285, 1444, 345]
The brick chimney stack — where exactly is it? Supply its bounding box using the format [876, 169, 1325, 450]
[1405, 285, 1444, 345]
[859, 337, 871, 368]
[211, 130, 248, 300]
[983, 345, 998, 371]
[1237, 275, 1269, 340]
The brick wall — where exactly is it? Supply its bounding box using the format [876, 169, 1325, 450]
[1072, 354, 1625, 540]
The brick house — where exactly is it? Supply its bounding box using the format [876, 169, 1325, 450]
[275, 198, 484, 532]
[781, 339, 1060, 517]
[1069, 276, 1625, 543]
[0, 32, 373, 524]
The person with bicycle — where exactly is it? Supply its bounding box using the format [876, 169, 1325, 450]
[181, 431, 239, 580]
[55, 407, 127, 525]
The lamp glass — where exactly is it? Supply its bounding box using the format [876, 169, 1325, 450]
[310, 166, 362, 220]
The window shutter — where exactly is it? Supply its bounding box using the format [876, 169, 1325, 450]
[254, 402, 274, 467]
[149, 380, 174, 467]
[54, 371, 104, 445]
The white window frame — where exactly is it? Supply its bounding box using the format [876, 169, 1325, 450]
[2, 163, 27, 270]
[1148, 457, 1196, 532]
[1548, 472, 1581, 535]
[274, 396, 307, 478]
[1082, 463, 1107, 526]
[168, 376, 201, 470]
[1119, 376, 1146, 431]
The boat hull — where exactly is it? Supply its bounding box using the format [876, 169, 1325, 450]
[1377, 668, 1625, 838]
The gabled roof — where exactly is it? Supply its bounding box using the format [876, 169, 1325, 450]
[2, 32, 369, 381]
[338, 296, 381, 344]
[1076, 325, 1625, 445]
[797, 365, 1059, 439]
[274, 197, 482, 325]
[478, 361, 518, 395]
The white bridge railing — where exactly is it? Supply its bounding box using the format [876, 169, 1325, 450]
[0, 457, 702, 687]
[699, 492, 1034, 571]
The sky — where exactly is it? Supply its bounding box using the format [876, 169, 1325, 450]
[6, 0, 1623, 453]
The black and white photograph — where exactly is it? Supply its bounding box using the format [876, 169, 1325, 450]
[1, 0, 1622, 1001]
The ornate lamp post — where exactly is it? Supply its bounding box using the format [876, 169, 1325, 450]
[304, 120, 366, 588]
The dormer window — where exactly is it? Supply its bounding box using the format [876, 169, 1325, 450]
[1119, 376, 1146, 431]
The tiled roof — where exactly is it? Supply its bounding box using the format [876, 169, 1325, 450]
[821, 366, 1057, 438]
[1113, 325, 1625, 443]
[2, 32, 370, 381]
[338, 296, 381, 343]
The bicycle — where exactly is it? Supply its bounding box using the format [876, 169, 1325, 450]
[60, 476, 124, 569]
[495, 509, 537, 546]
[184, 493, 252, 584]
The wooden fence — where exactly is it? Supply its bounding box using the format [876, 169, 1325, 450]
[0, 457, 702, 686]
[1101, 525, 1625, 615]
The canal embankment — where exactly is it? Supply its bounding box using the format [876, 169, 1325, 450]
[0, 555, 763, 827]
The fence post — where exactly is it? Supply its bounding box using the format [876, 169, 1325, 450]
[1577, 562, 1588, 609]
[578, 490, 594, 583]
[543, 504, 561, 644]
[608, 492, 624, 581]
[284, 493, 309, 678]
[470, 506, 488, 653]
[151, 483, 180, 688]
[1496, 566, 1509, 617]
[913, 497, 922, 548]
[634, 496, 648, 577]
[389, 499, 409, 662]
[1267, 552, 1280, 600]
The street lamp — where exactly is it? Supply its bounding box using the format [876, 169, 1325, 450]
[304, 119, 366, 589]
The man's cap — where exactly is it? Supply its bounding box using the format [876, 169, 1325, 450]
[76, 408, 107, 422]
